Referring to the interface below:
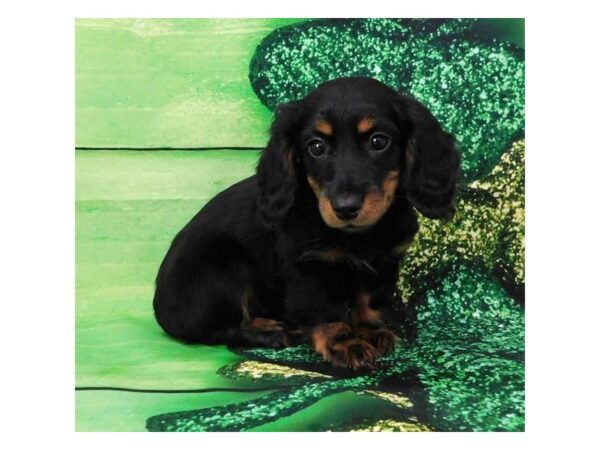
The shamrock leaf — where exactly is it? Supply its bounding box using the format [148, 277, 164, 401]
[249, 18, 524, 182]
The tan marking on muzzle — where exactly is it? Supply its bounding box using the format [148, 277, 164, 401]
[352, 170, 400, 228]
[307, 175, 321, 197]
[307, 176, 347, 228]
[307, 171, 400, 231]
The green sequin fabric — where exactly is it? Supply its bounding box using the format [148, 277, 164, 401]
[249, 18, 524, 182]
[146, 18, 525, 432]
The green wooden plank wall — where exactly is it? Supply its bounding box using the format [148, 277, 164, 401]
[76, 19, 308, 431]
[76, 18, 305, 148]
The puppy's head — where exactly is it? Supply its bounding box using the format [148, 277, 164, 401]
[256, 77, 460, 230]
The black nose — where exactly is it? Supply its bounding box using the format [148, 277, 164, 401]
[331, 194, 363, 220]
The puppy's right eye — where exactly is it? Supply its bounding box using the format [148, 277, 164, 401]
[307, 139, 326, 158]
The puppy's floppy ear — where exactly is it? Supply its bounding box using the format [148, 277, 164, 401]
[394, 94, 461, 220]
[256, 101, 303, 228]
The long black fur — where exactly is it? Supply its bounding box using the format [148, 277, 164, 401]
[153, 77, 460, 351]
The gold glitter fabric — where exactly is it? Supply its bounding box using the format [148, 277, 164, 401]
[218, 360, 331, 381]
[349, 419, 432, 432]
[361, 390, 414, 409]
[249, 18, 524, 182]
[399, 140, 525, 303]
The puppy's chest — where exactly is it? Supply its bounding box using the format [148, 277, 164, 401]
[294, 236, 413, 275]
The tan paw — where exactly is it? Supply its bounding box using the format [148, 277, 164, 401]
[356, 326, 398, 356]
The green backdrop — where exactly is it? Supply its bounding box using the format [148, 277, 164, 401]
[75, 18, 525, 432]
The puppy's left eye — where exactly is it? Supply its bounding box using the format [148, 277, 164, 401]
[370, 134, 390, 151]
[307, 139, 326, 158]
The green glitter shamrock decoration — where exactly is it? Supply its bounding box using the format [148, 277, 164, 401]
[249, 18, 524, 182]
[147, 265, 524, 432]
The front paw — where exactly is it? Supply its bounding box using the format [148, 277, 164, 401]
[355, 325, 398, 356]
[328, 338, 379, 370]
[311, 322, 379, 370]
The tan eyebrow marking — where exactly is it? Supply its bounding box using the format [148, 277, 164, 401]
[357, 117, 376, 134]
[315, 119, 333, 136]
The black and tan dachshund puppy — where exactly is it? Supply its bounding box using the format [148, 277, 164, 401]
[153, 77, 460, 369]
